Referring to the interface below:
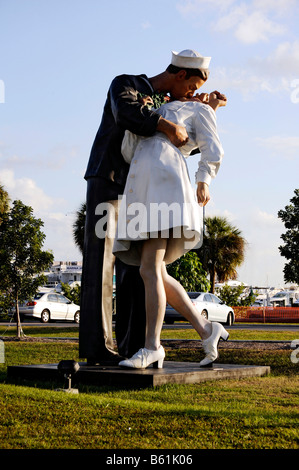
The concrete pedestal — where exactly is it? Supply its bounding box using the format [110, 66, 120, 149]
[7, 361, 270, 388]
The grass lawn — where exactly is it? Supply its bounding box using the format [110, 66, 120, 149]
[0, 325, 298, 450]
[0, 322, 298, 341]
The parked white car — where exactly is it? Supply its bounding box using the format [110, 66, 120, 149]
[19, 292, 80, 323]
[164, 292, 234, 326]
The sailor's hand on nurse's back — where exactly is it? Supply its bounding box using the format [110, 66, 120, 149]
[157, 118, 189, 148]
[171, 123, 189, 147]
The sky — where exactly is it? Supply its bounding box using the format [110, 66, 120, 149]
[1, 0, 299, 288]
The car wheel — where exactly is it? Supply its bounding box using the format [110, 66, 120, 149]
[201, 309, 208, 319]
[41, 309, 50, 323]
[74, 311, 80, 324]
[226, 312, 234, 326]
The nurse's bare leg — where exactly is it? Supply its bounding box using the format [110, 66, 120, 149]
[139, 236, 168, 351]
[161, 263, 229, 367]
[161, 263, 212, 340]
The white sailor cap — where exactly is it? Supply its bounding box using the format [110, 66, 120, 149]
[171, 49, 211, 70]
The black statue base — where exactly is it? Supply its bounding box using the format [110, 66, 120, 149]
[7, 361, 270, 388]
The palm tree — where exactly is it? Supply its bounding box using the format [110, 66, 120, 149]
[197, 216, 246, 293]
[72, 202, 86, 254]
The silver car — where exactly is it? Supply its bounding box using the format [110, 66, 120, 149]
[164, 292, 234, 326]
[19, 292, 80, 323]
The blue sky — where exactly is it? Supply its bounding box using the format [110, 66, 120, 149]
[1, 0, 299, 287]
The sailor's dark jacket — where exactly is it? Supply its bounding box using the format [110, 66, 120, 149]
[84, 74, 161, 192]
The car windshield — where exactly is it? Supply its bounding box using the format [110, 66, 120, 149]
[203, 294, 213, 302]
[211, 294, 222, 304]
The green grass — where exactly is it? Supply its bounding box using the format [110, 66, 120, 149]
[1, 375, 298, 449]
[0, 323, 298, 342]
[0, 324, 78, 338]
[161, 327, 298, 342]
[0, 339, 298, 449]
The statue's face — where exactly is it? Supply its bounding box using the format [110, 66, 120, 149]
[171, 74, 206, 100]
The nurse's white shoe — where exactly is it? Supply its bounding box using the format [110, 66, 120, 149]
[119, 345, 165, 369]
[199, 322, 229, 367]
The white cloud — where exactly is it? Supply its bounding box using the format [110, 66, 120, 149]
[0, 168, 65, 212]
[252, 0, 296, 16]
[48, 212, 67, 222]
[213, 4, 246, 32]
[0, 142, 80, 173]
[0, 168, 80, 259]
[250, 41, 299, 77]
[256, 135, 299, 158]
[253, 210, 281, 228]
[177, 0, 295, 43]
[205, 38, 299, 99]
[141, 21, 151, 30]
[205, 205, 236, 224]
[206, 66, 286, 100]
[234, 10, 285, 44]
[206, 66, 264, 99]
[212, 4, 285, 44]
[176, 2, 298, 98]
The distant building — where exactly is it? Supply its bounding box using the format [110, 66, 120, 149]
[44, 261, 82, 287]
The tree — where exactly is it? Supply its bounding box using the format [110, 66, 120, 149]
[0, 200, 54, 338]
[0, 184, 11, 316]
[197, 216, 246, 293]
[167, 251, 210, 293]
[61, 282, 81, 305]
[278, 189, 299, 284]
[216, 284, 256, 307]
[0, 184, 10, 225]
[73, 202, 86, 254]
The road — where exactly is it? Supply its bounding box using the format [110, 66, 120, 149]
[1, 320, 299, 332]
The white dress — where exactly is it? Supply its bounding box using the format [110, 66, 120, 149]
[113, 100, 224, 266]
